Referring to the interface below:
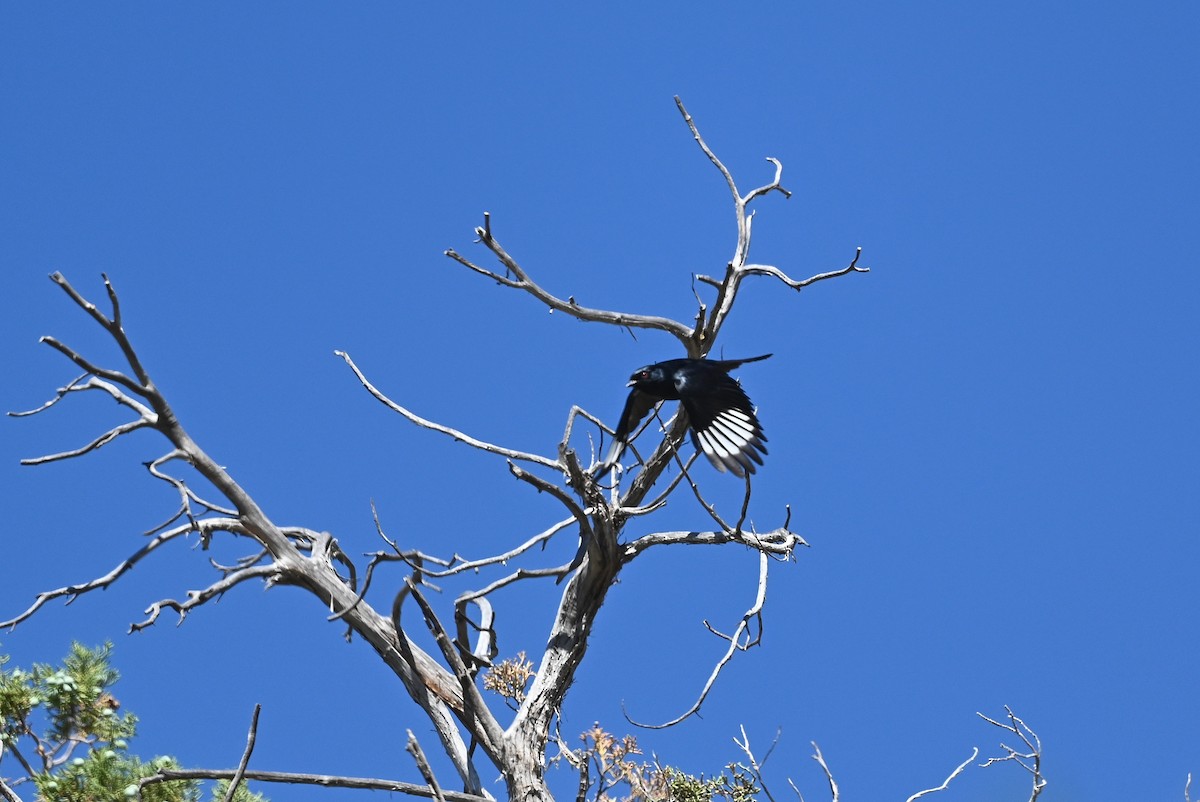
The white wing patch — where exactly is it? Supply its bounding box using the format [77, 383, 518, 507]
[697, 429, 732, 459]
[704, 422, 743, 456]
[694, 407, 765, 477]
[713, 410, 756, 438]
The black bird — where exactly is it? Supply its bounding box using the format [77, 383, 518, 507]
[601, 354, 771, 477]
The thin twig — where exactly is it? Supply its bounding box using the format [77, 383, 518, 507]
[811, 743, 838, 802]
[7, 373, 90, 417]
[737, 248, 870, 291]
[38, 335, 148, 398]
[337, 350, 561, 470]
[675, 95, 739, 206]
[905, 748, 979, 802]
[1, 519, 239, 630]
[625, 550, 770, 728]
[431, 518, 577, 579]
[221, 704, 262, 802]
[732, 726, 781, 802]
[13, 375, 157, 466]
[133, 563, 278, 633]
[446, 215, 694, 348]
[457, 565, 571, 608]
[507, 462, 593, 540]
[406, 730, 447, 802]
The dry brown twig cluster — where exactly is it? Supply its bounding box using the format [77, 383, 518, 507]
[5, 97, 868, 801]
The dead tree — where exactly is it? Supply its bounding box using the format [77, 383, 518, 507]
[4, 97, 867, 802]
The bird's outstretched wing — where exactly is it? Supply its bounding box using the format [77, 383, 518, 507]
[679, 374, 768, 477]
[600, 388, 660, 469]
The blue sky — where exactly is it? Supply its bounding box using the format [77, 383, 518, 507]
[2, 3, 1198, 801]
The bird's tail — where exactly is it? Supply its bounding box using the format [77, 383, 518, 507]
[715, 353, 772, 370]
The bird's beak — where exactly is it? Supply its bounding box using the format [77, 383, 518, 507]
[626, 379, 636, 387]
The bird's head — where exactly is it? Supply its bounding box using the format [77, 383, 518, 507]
[627, 365, 660, 387]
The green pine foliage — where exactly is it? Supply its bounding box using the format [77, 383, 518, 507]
[0, 643, 265, 802]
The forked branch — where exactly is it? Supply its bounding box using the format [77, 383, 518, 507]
[1, 519, 242, 631]
[11, 274, 493, 792]
[674, 97, 868, 346]
[978, 706, 1046, 801]
[625, 550, 771, 729]
[445, 222, 695, 351]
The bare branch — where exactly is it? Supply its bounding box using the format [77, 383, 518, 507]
[132, 562, 279, 633]
[811, 742, 839, 802]
[456, 565, 571, 608]
[146, 450, 238, 523]
[454, 596, 497, 668]
[209, 550, 270, 576]
[38, 335, 149, 399]
[446, 218, 695, 349]
[443, 247, 523, 288]
[626, 550, 770, 729]
[560, 405, 610, 459]
[13, 375, 159, 466]
[23, 275, 301, 564]
[388, 586, 491, 794]
[222, 704, 262, 802]
[406, 730, 447, 802]
[3, 737, 40, 779]
[10, 318, 495, 788]
[336, 350, 561, 470]
[327, 501, 463, 623]
[623, 524, 804, 561]
[732, 726, 781, 802]
[905, 748, 979, 802]
[619, 412, 690, 510]
[405, 581, 507, 755]
[672, 98, 865, 348]
[734, 475, 754, 534]
[633, 451, 697, 513]
[978, 707, 1046, 802]
[507, 462, 592, 540]
[8, 373, 92, 416]
[1, 519, 241, 630]
[738, 248, 870, 291]
[19, 417, 152, 465]
[50, 273, 156, 389]
[745, 157, 793, 203]
[138, 768, 491, 802]
[666, 434, 736, 533]
[428, 517, 576, 579]
[693, 249, 869, 339]
[674, 95, 739, 207]
[0, 777, 23, 802]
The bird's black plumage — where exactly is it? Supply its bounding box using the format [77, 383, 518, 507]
[601, 354, 771, 477]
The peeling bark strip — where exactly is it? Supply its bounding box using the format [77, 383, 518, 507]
[7, 97, 866, 801]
